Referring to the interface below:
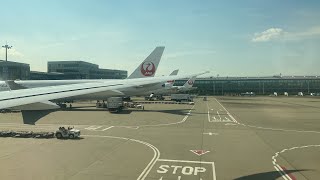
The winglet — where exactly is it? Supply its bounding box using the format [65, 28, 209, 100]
[169, 69, 179, 76]
[5, 80, 27, 90]
[127, 46, 165, 79]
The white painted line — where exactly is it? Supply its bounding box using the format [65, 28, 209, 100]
[101, 126, 114, 131]
[81, 135, 160, 180]
[203, 132, 219, 136]
[214, 98, 238, 124]
[244, 124, 320, 134]
[274, 165, 290, 180]
[276, 165, 291, 180]
[157, 159, 216, 180]
[272, 144, 320, 180]
[217, 111, 221, 120]
[225, 123, 237, 126]
[84, 126, 102, 131]
[214, 98, 320, 133]
[207, 102, 211, 122]
[135, 139, 160, 180]
[139, 105, 195, 128]
[118, 126, 140, 129]
[0, 105, 195, 131]
[208, 100, 232, 123]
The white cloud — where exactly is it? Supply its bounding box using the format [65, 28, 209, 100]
[252, 28, 284, 42]
[252, 26, 320, 42]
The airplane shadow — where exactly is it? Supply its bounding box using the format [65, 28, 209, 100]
[22, 110, 55, 125]
[129, 109, 192, 116]
[57, 137, 85, 141]
[64, 107, 191, 116]
[63, 108, 108, 112]
[21, 108, 192, 125]
[234, 169, 309, 180]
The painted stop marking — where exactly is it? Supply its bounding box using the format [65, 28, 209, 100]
[157, 165, 206, 176]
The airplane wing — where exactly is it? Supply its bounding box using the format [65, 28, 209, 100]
[0, 72, 208, 110]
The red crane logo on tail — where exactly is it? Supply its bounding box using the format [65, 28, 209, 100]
[140, 62, 156, 76]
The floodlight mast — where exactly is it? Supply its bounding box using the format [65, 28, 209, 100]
[2, 43, 13, 61]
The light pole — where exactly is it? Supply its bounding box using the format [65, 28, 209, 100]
[2, 43, 13, 61]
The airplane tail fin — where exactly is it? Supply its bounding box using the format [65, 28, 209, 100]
[169, 69, 179, 76]
[166, 69, 179, 86]
[183, 76, 197, 88]
[127, 46, 165, 79]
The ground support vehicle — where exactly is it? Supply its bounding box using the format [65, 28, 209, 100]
[170, 94, 193, 102]
[55, 127, 80, 139]
[107, 97, 124, 113]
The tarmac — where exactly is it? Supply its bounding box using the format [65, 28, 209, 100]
[0, 96, 319, 180]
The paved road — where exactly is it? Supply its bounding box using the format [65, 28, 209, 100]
[0, 97, 319, 180]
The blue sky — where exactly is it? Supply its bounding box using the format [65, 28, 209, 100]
[1, 0, 320, 76]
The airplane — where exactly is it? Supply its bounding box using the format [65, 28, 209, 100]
[0, 48, 186, 103]
[0, 72, 207, 111]
[145, 75, 198, 98]
[1, 68, 203, 124]
[2, 68, 183, 124]
[0, 46, 165, 91]
[173, 76, 198, 92]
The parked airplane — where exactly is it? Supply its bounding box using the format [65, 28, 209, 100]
[0, 46, 165, 91]
[174, 76, 198, 92]
[145, 75, 198, 96]
[3, 68, 181, 124]
[0, 72, 207, 111]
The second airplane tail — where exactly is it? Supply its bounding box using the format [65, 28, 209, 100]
[183, 76, 197, 88]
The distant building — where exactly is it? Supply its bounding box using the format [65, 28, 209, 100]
[174, 76, 320, 95]
[30, 71, 65, 80]
[0, 60, 30, 80]
[48, 61, 127, 79]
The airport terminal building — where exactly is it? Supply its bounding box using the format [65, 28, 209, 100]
[48, 61, 127, 79]
[0, 60, 127, 80]
[0, 60, 30, 80]
[175, 76, 320, 95]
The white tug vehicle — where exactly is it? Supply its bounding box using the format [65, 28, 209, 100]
[55, 127, 80, 139]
